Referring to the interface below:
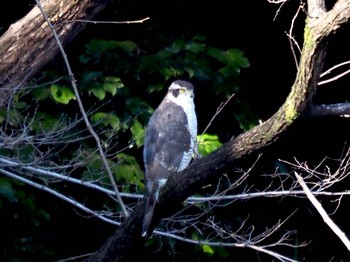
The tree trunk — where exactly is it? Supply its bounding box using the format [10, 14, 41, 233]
[2, 0, 350, 261]
[85, 0, 350, 261]
[0, 0, 109, 108]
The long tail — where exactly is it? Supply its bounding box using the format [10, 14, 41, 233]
[142, 187, 158, 238]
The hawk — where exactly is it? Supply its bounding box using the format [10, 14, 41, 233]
[142, 80, 198, 237]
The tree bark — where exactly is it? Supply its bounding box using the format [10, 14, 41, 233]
[85, 0, 350, 261]
[0, 0, 109, 108]
[2, 0, 350, 261]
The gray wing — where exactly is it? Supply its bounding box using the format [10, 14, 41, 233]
[143, 100, 191, 179]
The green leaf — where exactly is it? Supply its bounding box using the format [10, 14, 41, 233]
[202, 245, 214, 255]
[17, 145, 35, 162]
[91, 112, 121, 132]
[31, 113, 65, 133]
[193, 35, 206, 41]
[0, 108, 23, 127]
[0, 148, 13, 157]
[103, 76, 124, 96]
[81, 71, 104, 84]
[169, 38, 185, 53]
[184, 66, 195, 78]
[197, 134, 222, 156]
[90, 85, 106, 100]
[103, 82, 117, 96]
[125, 97, 154, 121]
[147, 83, 164, 93]
[130, 119, 145, 147]
[113, 153, 144, 191]
[0, 178, 17, 202]
[14, 101, 27, 109]
[185, 41, 206, 53]
[114, 40, 138, 53]
[85, 39, 119, 53]
[159, 67, 176, 80]
[32, 86, 50, 101]
[156, 49, 173, 60]
[226, 48, 250, 68]
[50, 85, 76, 104]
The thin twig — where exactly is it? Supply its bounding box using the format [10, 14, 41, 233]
[0, 168, 120, 225]
[35, 0, 129, 217]
[0, 157, 142, 200]
[58, 17, 150, 25]
[201, 93, 235, 137]
[319, 60, 350, 85]
[285, 2, 303, 70]
[295, 171, 350, 251]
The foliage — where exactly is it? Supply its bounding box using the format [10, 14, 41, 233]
[0, 20, 254, 259]
[198, 133, 223, 156]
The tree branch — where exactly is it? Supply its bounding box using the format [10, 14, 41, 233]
[307, 103, 350, 117]
[35, 0, 129, 217]
[295, 172, 350, 251]
[0, 0, 109, 107]
[86, 1, 350, 261]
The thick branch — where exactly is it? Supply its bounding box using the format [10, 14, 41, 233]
[307, 0, 326, 18]
[308, 103, 350, 117]
[0, 0, 109, 108]
[86, 1, 350, 261]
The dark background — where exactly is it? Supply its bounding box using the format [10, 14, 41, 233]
[2, 0, 350, 261]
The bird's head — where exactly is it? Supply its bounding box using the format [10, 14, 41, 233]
[166, 80, 195, 106]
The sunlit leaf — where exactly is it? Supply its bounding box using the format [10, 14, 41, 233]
[130, 119, 145, 147]
[202, 245, 214, 255]
[103, 76, 124, 96]
[90, 85, 106, 100]
[50, 84, 76, 104]
[197, 134, 222, 156]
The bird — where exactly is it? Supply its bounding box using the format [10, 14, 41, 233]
[142, 79, 198, 238]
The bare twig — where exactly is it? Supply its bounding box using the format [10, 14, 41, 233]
[0, 168, 120, 225]
[58, 17, 150, 25]
[295, 171, 350, 251]
[0, 157, 142, 200]
[285, 2, 303, 70]
[35, 0, 129, 217]
[267, 0, 289, 4]
[200, 92, 236, 136]
[319, 60, 350, 85]
[271, 0, 289, 21]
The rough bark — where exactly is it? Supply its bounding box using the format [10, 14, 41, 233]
[0, 0, 109, 108]
[85, 0, 350, 261]
[2, 0, 350, 261]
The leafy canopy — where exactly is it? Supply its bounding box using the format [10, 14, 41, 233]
[0, 32, 255, 260]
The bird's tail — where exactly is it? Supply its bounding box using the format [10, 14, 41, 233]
[142, 188, 158, 238]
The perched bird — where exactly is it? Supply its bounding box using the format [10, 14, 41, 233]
[142, 80, 198, 237]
